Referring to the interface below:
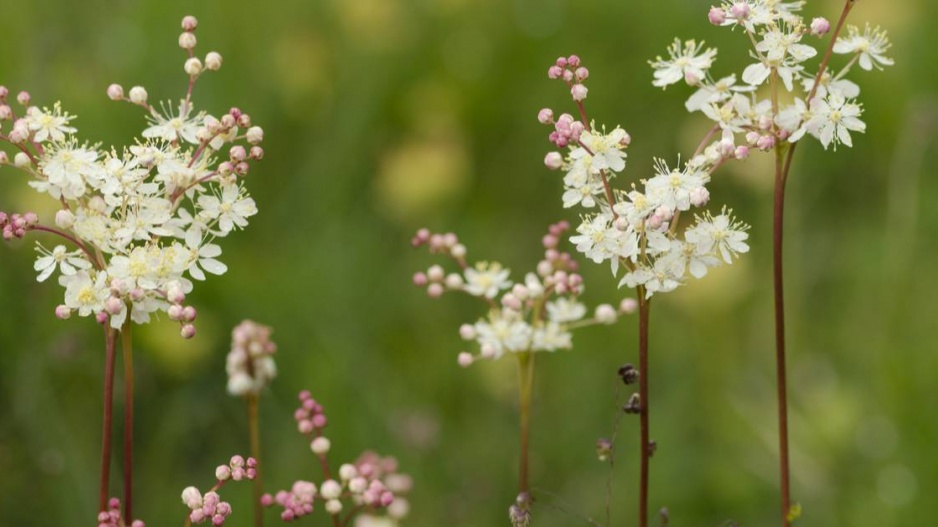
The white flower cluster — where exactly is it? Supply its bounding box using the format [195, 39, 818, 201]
[0, 16, 264, 337]
[658, 1, 894, 150]
[412, 224, 634, 365]
[226, 320, 278, 396]
[542, 57, 750, 299]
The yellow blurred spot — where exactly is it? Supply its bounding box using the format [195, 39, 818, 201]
[274, 31, 333, 106]
[787, 502, 802, 522]
[331, 0, 413, 52]
[373, 137, 470, 222]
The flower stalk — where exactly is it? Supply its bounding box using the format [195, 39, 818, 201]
[637, 291, 651, 527]
[99, 327, 118, 512]
[121, 320, 134, 524]
[246, 393, 264, 527]
[517, 351, 535, 495]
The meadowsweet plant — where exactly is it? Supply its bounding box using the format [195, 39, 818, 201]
[0, 14, 264, 524]
[181, 455, 259, 526]
[262, 390, 412, 526]
[411, 223, 634, 525]
[540, 52, 751, 527]
[226, 320, 279, 527]
[648, 1, 892, 525]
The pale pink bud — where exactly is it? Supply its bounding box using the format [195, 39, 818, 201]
[451, 243, 467, 258]
[107, 84, 124, 101]
[457, 352, 474, 368]
[708, 6, 726, 25]
[537, 108, 554, 124]
[444, 273, 463, 289]
[427, 283, 444, 298]
[22, 212, 37, 226]
[480, 343, 497, 358]
[229, 145, 247, 161]
[619, 298, 638, 314]
[128, 86, 148, 105]
[0, 152, 7, 164]
[179, 32, 198, 50]
[427, 265, 444, 282]
[569, 121, 585, 139]
[547, 65, 563, 79]
[810, 17, 831, 36]
[575, 67, 589, 82]
[595, 304, 617, 324]
[55, 305, 71, 320]
[0, 105, 10, 120]
[9, 127, 28, 144]
[730, 2, 750, 19]
[735, 145, 750, 159]
[501, 293, 522, 311]
[689, 187, 710, 207]
[756, 134, 776, 150]
[184, 57, 203, 76]
[130, 288, 145, 302]
[567, 55, 581, 68]
[218, 161, 233, 175]
[215, 465, 232, 481]
[105, 297, 123, 315]
[220, 114, 236, 128]
[646, 214, 663, 230]
[654, 206, 674, 221]
[614, 217, 629, 231]
[168, 304, 184, 321]
[0, 86, 7, 99]
[181, 324, 197, 339]
[757, 115, 773, 131]
[246, 126, 264, 144]
[562, 69, 574, 82]
[249, 146, 264, 159]
[182, 486, 203, 509]
[542, 234, 558, 249]
[182, 306, 197, 322]
[620, 132, 632, 147]
[16, 91, 29, 105]
[237, 113, 252, 128]
[96, 312, 109, 325]
[555, 57, 568, 68]
[536, 260, 553, 276]
[684, 71, 700, 85]
[745, 131, 760, 145]
[320, 480, 342, 500]
[412, 272, 428, 286]
[571, 84, 588, 101]
[544, 152, 563, 170]
[205, 51, 223, 71]
[181, 15, 198, 31]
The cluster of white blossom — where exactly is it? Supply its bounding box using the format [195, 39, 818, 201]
[0, 16, 264, 337]
[542, 56, 751, 298]
[412, 223, 635, 365]
[656, 1, 893, 150]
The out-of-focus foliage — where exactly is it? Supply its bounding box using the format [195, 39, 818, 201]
[0, 1, 935, 526]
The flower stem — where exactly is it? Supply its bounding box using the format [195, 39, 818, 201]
[517, 351, 536, 495]
[246, 393, 264, 527]
[772, 145, 791, 527]
[121, 321, 134, 524]
[99, 327, 118, 512]
[637, 290, 651, 527]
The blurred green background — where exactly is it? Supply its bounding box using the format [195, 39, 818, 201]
[0, 0, 935, 525]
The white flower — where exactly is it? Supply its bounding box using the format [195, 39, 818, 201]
[34, 143, 103, 200]
[61, 271, 109, 317]
[776, 98, 810, 142]
[650, 39, 717, 88]
[197, 183, 257, 233]
[801, 74, 860, 100]
[620, 256, 683, 298]
[570, 214, 620, 265]
[532, 322, 572, 351]
[804, 93, 865, 150]
[142, 102, 202, 144]
[576, 128, 628, 173]
[546, 298, 587, 323]
[25, 104, 76, 143]
[34, 244, 91, 282]
[183, 228, 228, 281]
[463, 262, 511, 299]
[833, 24, 894, 71]
[685, 75, 754, 112]
[474, 310, 532, 358]
[645, 160, 706, 212]
[684, 210, 750, 264]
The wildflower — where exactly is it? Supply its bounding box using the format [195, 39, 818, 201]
[34, 244, 91, 282]
[463, 262, 511, 299]
[650, 39, 717, 89]
[804, 92, 865, 149]
[833, 24, 894, 71]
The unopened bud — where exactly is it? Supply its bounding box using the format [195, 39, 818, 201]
[107, 84, 124, 101]
[178, 32, 198, 50]
[205, 51, 223, 71]
[129, 86, 148, 105]
[184, 57, 203, 76]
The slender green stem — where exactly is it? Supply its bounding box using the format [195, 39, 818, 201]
[637, 290, 651, 527]
[121, 321, 134, 524]
[517, 351, 536, 495]
[246, 394, 264, 527]
[99, 327, 118, 511]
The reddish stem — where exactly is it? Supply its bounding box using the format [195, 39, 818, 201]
[637, 290, 651, 527]
[98, 327, 118, 512]
[121, 322, 135, 524]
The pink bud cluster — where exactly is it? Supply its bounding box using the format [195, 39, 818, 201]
[264, 392, 411, 523]
[181, 455, 256, 526]
[541, 111, 585, 149]
[536, 220, 579, 279]
[547, 55, 590, 102]
[97, 497, 145, 527]
[226, 319, 278, 395]
[262, 480, 317, 521]
[0, 211, 37, 240]
[411, 229, 468, 298]
[295, 390, 328, 435]
[164, 282, 199, 338]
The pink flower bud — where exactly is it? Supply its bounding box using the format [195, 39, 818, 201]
[555, 56, 568, 68]
[130, 288, 145, 302]
[412, 272, 428, 287]
[22, 212, 37, 226]
[215, 465, 232, 481]
[620, 298, 638, 314]
[129, 86, 148, 105]
[0, 105, 10, 120]
[246, 126, 264, 144]
[562, 69, 574, 82]
[575, 67, 589, 82]
[427, 265, 444, 282]
[179, 32, 198, 50]
[181, 15, 198, 31]
[734, 145, 750, 159]
[16, 91, 29, 105]
[105, 297, 124, 315]
[229, 145, 247, 161]
[595, 304, 617, 324]
[96, 312, 109, 325]
[684, 71, 700, 85]
[55, 305, 71, 320]
[182, 306, 197, 322]
[427, 283, 444, 298]
[654, 206, 674, 221]
[689, 187, 710, 207]
[168, 304, 184, 321]
[810, 17, 831, 36]
[646, 214, 663, 230]
[547, 65, 563, 79]
[107, 84, 124, 101]
[756, 134, 776, 150]
[205, 51, 223, 71]
[0, 86, 7, 99]
[537, 108, 554, 124]
[745, 131, 760, 145]
[249, 146, 264, 159]
[457, 352, 474, 368]
[181, 324, 196, 339]
[620, 132, 632, 147]
[730, 2, 750, 20]
[501, 293, 521, 310]
[184, 57, 203, 76]
[567, 55, 581, 68]
[708, 6, 726, 25]
[544, 152, 563, 170]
